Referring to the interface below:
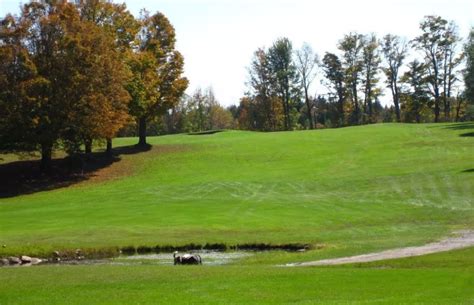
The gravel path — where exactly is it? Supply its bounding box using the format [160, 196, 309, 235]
[287, 230, 474, 267]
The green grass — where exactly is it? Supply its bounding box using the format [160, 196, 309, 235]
[0, 247, 473, 305]
[0, 123, 473, 260]
[1, 123, 473, 304]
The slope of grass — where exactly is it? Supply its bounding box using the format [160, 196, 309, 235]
[0, 123, 473, 259]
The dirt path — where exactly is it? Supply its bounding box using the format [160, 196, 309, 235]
[287, 231, 474, 267]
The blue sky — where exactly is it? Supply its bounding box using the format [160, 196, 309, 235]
[1, 0, 473, 106]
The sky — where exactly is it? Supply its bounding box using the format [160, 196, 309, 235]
[1, 0, 473, 106]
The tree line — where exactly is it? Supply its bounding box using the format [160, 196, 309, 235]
[1, 5, 474, 172]
[118, 87, 235, 136]
[0, 0, 187, 171]
[235, 16, 474, 131]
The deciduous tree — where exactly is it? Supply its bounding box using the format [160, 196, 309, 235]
[464, 29, 474, 114]
[0, 2, 133, 171]
[338, 33, 364, 125]
[76, 0, 139, 154]
[130, 11, 188, 146]
[401, 60, 430, 123]
[382, 34, 407, 122]
[322, 53, 345, 126]
[296, 43, 319, 129]
[268, 38, 299, 130]
[414, 16, 462, 122]
[247, 48, 283, 131]
[361, 34, 382, 123]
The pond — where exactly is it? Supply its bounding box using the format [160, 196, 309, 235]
[1, 251, 254, 267]
[118, 251, 253, 266]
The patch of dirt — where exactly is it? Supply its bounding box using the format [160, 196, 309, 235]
[287, 230, 474, 267]
[74, 145, 191, 185]
[84, 158, 133, 184]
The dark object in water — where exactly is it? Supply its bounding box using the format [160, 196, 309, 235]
[8, 257, 21, 265]
[173, 251, 202, 265]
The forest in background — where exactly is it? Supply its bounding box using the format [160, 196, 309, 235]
[150, 16, 474, 135]
[1, 1, 474, 170]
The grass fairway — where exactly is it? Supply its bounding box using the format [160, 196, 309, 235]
[0, 123, 473, 259]
[0, 123, 474, 304]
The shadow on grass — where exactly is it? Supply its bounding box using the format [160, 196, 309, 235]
[0, 144, 152, 199]
[461, 169, 474, 173]
[433, 122, 474, 137]
[441, 122, 474, 130]
[188, 130, 225, 136]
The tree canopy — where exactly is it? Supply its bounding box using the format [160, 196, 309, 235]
[236, 15, 469, 131]
[0, 1, 188, 171]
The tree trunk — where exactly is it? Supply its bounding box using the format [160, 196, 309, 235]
[392, 84, 401, 123]
[446, 98, 451, 121]
[364, 74, 370, 124]
[430, 51, 440, 123]
[339, 99, 344, 126]
[84, 139, 92, 154]
[40, 143, 53, 174]
[282, 97, 288, 130]
[281, 99, 288, 130]
[287, 100, 291, 130]
[446, 53, 454, 121]
[394, 98, 401, 122]
[443, 53, 449, 121]
[304, 88, 314, 129]
[168, 108, 176, 134]
[338, 85, 344, 127]
[434, 97, 440, 123]
[138, 116, 147, 146]
[455, 99, 463, 122]
[306, 102, 314, 129]
[443, 94, 450, 121]
[352, 81, 360, 125]
[283, 85, 291, 130]
[367, 87, 373, 123]
[106, 138, 113, 156]
[271, 98, 277, 131]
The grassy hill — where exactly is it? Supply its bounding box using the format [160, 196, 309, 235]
[0, 123, 472, 260]
[0, 123, 473, 304]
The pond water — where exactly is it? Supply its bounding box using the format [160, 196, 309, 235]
[1, 251, 254, 267]
[118, 251, 253, 266]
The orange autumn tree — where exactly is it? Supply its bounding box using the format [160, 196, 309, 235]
[76, 0, 140, 153]
[0, 14, 45, 154]
[128, 11, 188, 147]
[0, 1, 131, 171]
[61, 16, 131, 155]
